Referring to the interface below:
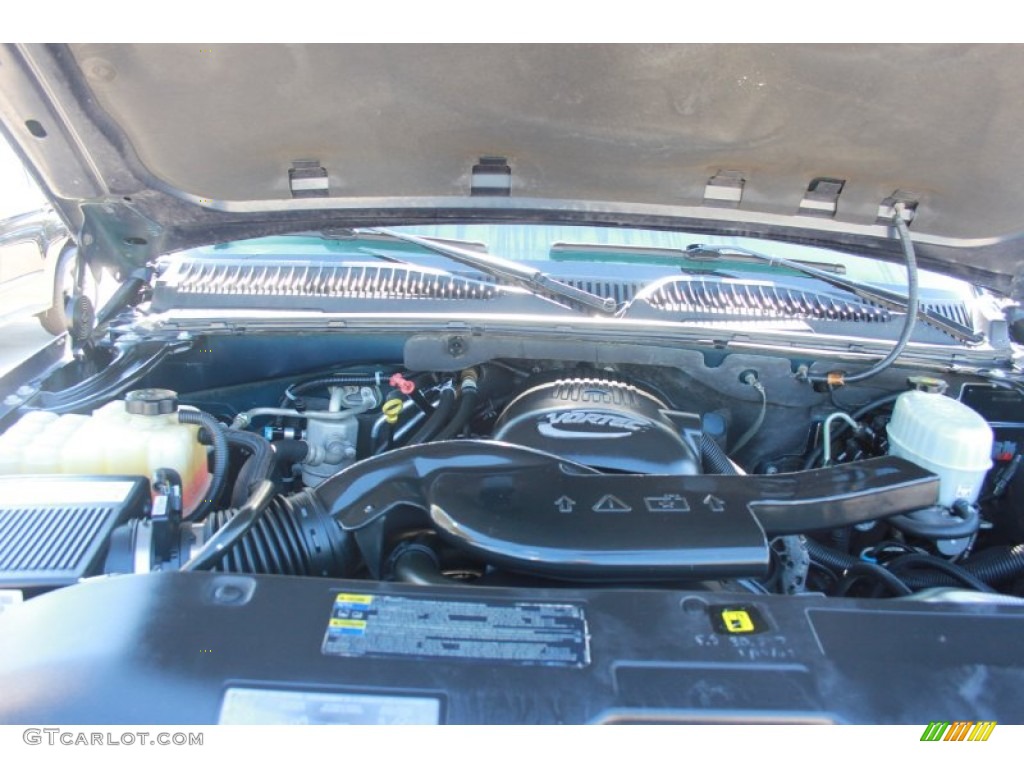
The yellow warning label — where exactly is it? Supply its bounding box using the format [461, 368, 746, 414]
[336, 594, 373, 605]
[330, 619, 368, 629]
[721, 609, 755, 633]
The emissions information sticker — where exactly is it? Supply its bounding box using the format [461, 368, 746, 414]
[322, 592, 590, 667]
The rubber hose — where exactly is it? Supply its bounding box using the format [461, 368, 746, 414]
[406, 387, 457, 445]
[272, 439, 310, 469]
[391, 544, 455, 587]
[178, 408, 229, 521]
[226, 430, 275, 507]
[885, 553, 995, 593]
[828, 526, 852, 553]
[886, 503, 981, 540]
[433, 386, 480, 441]
[834, 561, 913, 597]
[701, 433, 738, 475]
[806, 538, 860, 573]
[408, 388, 434, 415]
[805, 205, 918, 386]
[963, 544, 1024, 585]
[899, 544, 1024, 590]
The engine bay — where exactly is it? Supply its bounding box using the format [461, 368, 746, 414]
[2, 340, 1023, 605]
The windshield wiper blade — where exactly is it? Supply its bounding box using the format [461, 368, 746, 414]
[685, 244, 984, 345]
[353, 228, 617, 316]
[551, 241, 850, 275]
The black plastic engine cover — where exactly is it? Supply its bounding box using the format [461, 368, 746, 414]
[314, 441, 940, 581]
[426, 468, 771, 579]
[492, 377, 702, 473]
[3, 571, 1023, 724]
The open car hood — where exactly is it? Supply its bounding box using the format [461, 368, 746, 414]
[2, 43, 1024, 294]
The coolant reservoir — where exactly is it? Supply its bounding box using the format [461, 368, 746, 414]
[0, 389, 211, 515]
[886, 389, 993, 506]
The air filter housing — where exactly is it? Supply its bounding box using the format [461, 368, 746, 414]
[0, 476, 149, 590]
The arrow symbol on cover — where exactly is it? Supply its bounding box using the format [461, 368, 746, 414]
[702, 494, 726, 513]
[554, 495, 576, 513]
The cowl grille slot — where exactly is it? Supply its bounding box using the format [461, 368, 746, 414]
[562, 278, 640, 304]
[465, 275, 640, 304]
[166, 261, 498, 301]
[919, 301, 971, 328]
[641, 278, 891, 322]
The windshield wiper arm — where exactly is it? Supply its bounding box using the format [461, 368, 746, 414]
[354, 228, 617, 316]
[685, 244, 984, 345]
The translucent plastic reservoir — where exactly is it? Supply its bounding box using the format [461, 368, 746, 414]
[886, 390, 993, 506]
[0, 395, 211, 515]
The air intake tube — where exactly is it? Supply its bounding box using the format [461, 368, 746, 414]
[116, 442, 939, 582]
[178, 486, 355, 576]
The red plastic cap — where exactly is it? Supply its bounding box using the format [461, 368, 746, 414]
[389, 373, 416, 395]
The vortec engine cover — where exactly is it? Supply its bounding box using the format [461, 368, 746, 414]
[493, 378, 702, 474]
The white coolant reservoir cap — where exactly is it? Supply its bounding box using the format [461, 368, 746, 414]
[887, 390, 994, 506]
[125, 389, 179, 416]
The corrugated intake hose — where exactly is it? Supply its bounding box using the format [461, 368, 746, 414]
[180, 480, 277, 571]
[177, 483, 355, 577]
[178, 408, 229, 521]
